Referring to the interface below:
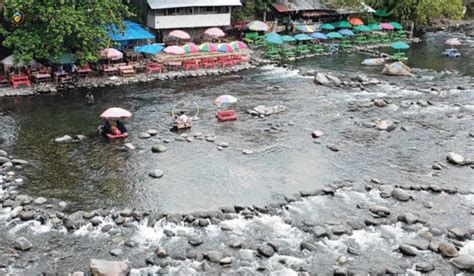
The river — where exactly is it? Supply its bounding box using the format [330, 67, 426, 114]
[0, 32, 473, 274]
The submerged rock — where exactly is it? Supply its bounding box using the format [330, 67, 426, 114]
[55, 135, 73, 143]
[151, 144, 167, 153]
[13, 237, 33, 251]
[90, 259, 129, 276]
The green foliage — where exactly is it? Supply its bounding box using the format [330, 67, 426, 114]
[232, 0, 274, 21]
[367, 0, 464, 26]
[1, 0, 132, 65]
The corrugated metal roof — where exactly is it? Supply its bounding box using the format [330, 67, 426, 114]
[272, 0, 333, 11]
[148, 0, 242, 9]
[272, 3, 289, 13]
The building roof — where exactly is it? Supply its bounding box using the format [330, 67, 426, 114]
[107, 20, 155, 42]
[148, 0, 242, 9]
[272, 0, 332, 12]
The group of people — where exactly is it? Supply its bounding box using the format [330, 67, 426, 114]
[101, 120, 128, 137]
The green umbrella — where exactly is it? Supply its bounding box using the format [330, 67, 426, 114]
[374, 9, 389, 17]
[355, 25, 371, 33]
[320, 23, 335, 30]
[326, 32, 343, 39]
[368, 23, 382, 31]
[335, 21, 352, 28]
[390, 22, 403, 30]
[391, 41, 409, 50]
[50, 53, 76, 64]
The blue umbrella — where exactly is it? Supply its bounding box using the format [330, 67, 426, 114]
[265, 32, 284, 45]
[294, 33, 313, 41]
[281, 35, 296, 42]
[310, 32, 328, 40]
[391, 41, 410, 50]
[134, 44, 164, 55]
[338, 29, 355, 37]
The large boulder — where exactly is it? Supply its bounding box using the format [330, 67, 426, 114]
[13, 237, 33, 251]
[382, 62, 413, 77]
[361, 58, 386, 66]
[451, 255, 474, 272]
[314, 72, 341, 87]
[90, 259, 129, 276]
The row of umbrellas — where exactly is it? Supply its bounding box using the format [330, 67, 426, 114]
[168, 27, 226, 40]
[296, 21, 403, 32]
[265, 30, 378, 44]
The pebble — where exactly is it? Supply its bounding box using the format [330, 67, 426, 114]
[391, 188, 410, 201]
[34, 197, 47, 204]
[257, 244, 275, 257]
[217, 142, 229, 148]
[58, 201, 67, 208]
[369, 205, 391, 217]
[448, 228, 469, 241]
[399, 244, 418, 256]
[155, 245, 168, 257]
[206, 136, 216, 142]
[148, 170, 164, 179]
[219, 257, 232, 265]
[205, 251, 223, 263]
[300, 241, 317, 251]
[414, 262, 435, 273]
[186, 137, 193, 143]
[447, 152, 465, 165]
[146, 129, 158, 136]
[20, 211, 35, 221]
[439, 242, 458, 258]
[110, 248, 123, 256]
[151, 144, 167, 153]
[175, 136, 185, 142]
[311, 131, 324, 138]
[242, 149, 253, 155]
[124, 143, 136, 150]
[450, 255, 474, 271]
[138, 132, 151, 139]
[327, 144, 340, 152]
[188, 236, 203, 246]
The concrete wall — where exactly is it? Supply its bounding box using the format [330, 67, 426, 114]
[148, 13, 232, 29]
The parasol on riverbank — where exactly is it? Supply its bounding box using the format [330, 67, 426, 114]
[391, 41, 409, 50]
[310, 32, 328, 40]
[100, 107, 132, 120]
[169, 30, 190, 40]
[368, 23, 382, 31]
[390, 22, 403, 30]
[204, 27, 225, 38]
[295, 25, 314, 33]
[134, 44, 164, 55]
[199, 43, 218, 53]
[217, 43, 234, 53]
[380, 23, 394, 31]
[338, 29, 355, 36]
[281, 35, 296, 42]
[265, 32, 284, 44]
[215, 95, 237, 107]
[320, 23, 335, 30]
[355, 25, 371, 33]
[100, 48, 123, 60]
[247, 20, 269, 32]
[163, 46, 185, 55]
[229, 41, 247, 51]
[182, 43, 200, 54]
[335, 21, 352, 29]
[349, 18, 364, 26]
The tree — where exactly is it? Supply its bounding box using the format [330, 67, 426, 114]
[0, 0, 132, 64]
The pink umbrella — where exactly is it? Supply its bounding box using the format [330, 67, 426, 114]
[100, 107, 132, 120]
[445, 38, 462, 46]
[164, 46, 186, 55]
[100, 48, 123, 60]
[169, 30, 191, 40]
[380, 23, 394, 30]
[204, 27, 226, 38]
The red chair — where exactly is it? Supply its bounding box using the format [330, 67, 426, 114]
[9, 75, 32, 89]
[217, 57, 235, 68]
[201, 58, 217, 69]
[146, 62, 162, 75]
[216, 110, 237, 122]
[183, 60, 199, 71]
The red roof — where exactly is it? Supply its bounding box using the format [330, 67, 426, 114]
[272, 3, 289, 13]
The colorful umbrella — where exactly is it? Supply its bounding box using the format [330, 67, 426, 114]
[380, 23, 394, 30]
[368, 23, 382, 31]
[281, 35, 296, 42]
[310, 32, 328, 40]
[229, 41, 248, 50]
[355, 25, 371, 33]
[217, 43, 234, 53]
[247, 20, 269, 32]
[326, 32, 343, 39]
[320, 23, 335, 30]
[445, 38, 462, 46]
[169, 30, 190, 40]
[265, 32, 283, 44]
[100, 48, 123, 60]
[391, 41, 410, 50]
[100, 107, 132, 120]
[134, 44, 164, 55]
[335, 21, 352, 28]
[199, 43, 218, 53]
[295, 25, 314, 33]
[294, 33, 313, 41]
[182, 43, 200, 54]
[349, 18, 364, 26]
[338, 29, 355, 36]
[204, 27, 225, 38]
[374, 9, 389, 17]
[215, 95, 237, 107]
[389, 22, 403, 30]
[163, 46, 185, 55]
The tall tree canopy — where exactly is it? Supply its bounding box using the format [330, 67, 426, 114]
[367, 0, 464, 26]
[0, 0, 132, 64]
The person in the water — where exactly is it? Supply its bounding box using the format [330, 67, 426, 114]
[116, 120, 127, 135]
[85, 92, 94, 105]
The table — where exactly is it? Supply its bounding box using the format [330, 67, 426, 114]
[9, 75, 31, 89]
[34, 73, 51, 83]
[54, 72, 67, 82]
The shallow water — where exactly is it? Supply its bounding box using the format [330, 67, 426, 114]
[0, 33, 473, 214]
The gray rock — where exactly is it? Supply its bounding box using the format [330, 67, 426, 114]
[219, 257, 232, 265]
[206, 136, 216, 142]
[0, 156, 10, 164]
[439, 242, 458, 258]
[124, 143, 136, 150]
[55, 135, 73, 143]
[0, 150, 7, 156]
[399, 244, 418, 256]
[90, 259, 129, 276]
[327, 144, 340, 152]
[347, 220, 365, 230]
[379, 185, 394, 198]
[155, 245, 168, 257]
[448, 228, 469, 241]
[149, 170, 164, 179]
[34, 197, 47, 204]
[76, 135, 88, 141]
[374, 99, 388, 107]
[451, 255, 474, 272]
[242, 149, 254, 155]
[138, 132, 151, 139]
[398, 213, 419, 225]
[300, 241, 317, 251]
[110, 248, 123, 256]
[408, 238, 430, 250]
[163, 229, 176, 237]
[10, 206, 23, 218]
[447, 152, 465, 165]
[311, 131, 324, 138]
[257, 245, 275, 257]
[205, 251, 223, 263]
[151, 144, 167, 153]
[13, 237, 33, 251]
[20, 211, 35, 221]
[375, 120, 396, 131]
[146, 129, 158, 136]
[312, 226, 328, 238]
[188, 236, 203, 246]
[11, 159, 28, 165]
[414, 262, 435, 273]
[369, 205, 391, 217]
[391, 188, 410, 201]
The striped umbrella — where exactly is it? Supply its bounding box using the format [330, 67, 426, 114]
[217, 43, 234, 53]
[229, 41, 248, 50]
[320, 23, 335, 30]
[182, 43, 199, 54]
[247, 20, 269, 32]
[199, 43, 218, 52]
[204, 27, 225, 38]
[295, 25, 314, 33]
[215, 95, 237, 107]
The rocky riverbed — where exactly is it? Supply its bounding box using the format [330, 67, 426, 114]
[0, 32, 473, 274]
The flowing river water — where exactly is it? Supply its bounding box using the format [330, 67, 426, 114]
[0, 32, 473, 274]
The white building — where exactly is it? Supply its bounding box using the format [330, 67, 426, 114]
[147, 0, 242, 30]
